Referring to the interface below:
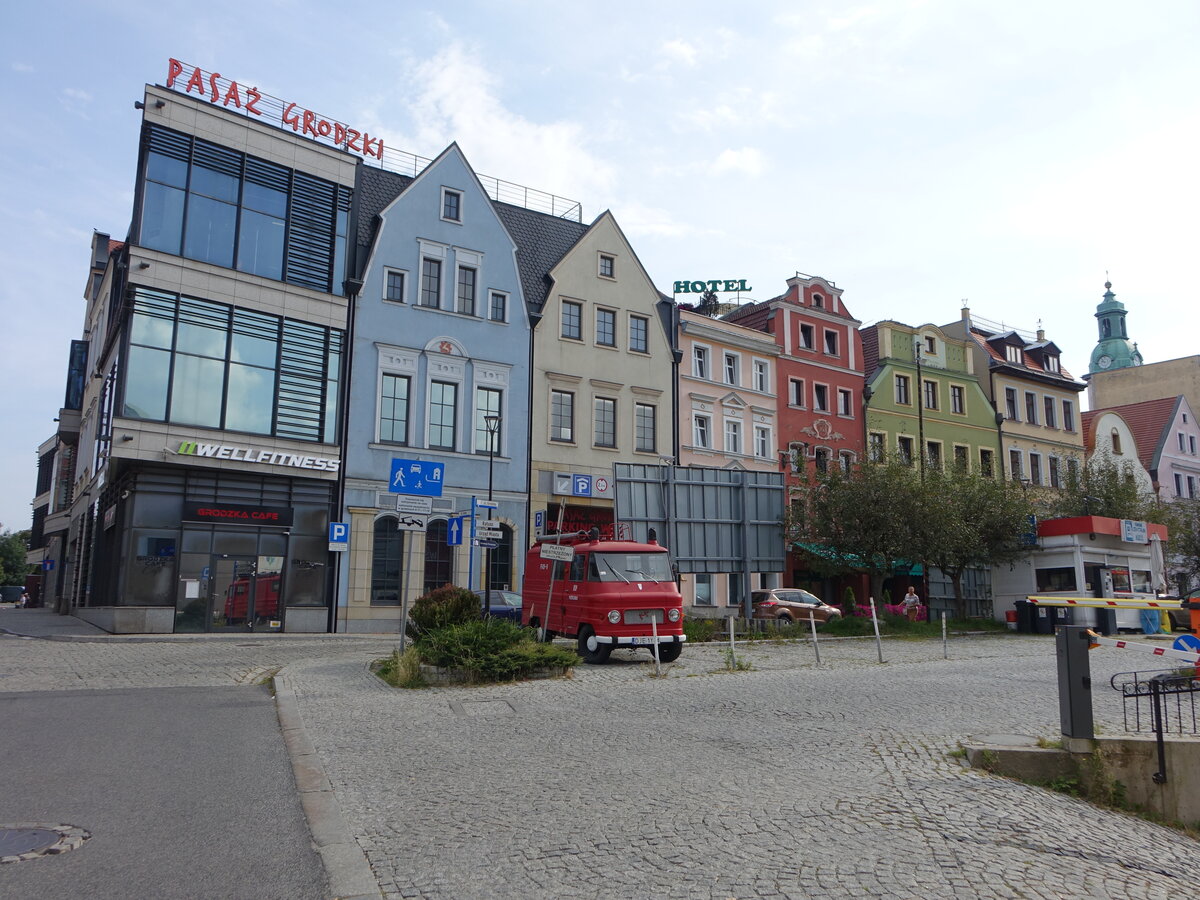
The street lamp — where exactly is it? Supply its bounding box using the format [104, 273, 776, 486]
[483, 413, 501, 617]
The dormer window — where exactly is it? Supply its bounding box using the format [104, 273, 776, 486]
[812, 293, 824, 309]
[441, 188, 462, 223]
[1006, 344, 1024, 365]
[1044, 354, 1060, 373]
[924, 336, 936, 354]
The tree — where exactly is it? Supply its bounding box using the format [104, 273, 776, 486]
[0, 530, 31, 586]
[696, 289, 721, 317]
[1042, 453, 1162, 522]
[1159, 499, 1200, 595]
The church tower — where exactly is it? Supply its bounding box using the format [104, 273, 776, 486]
[1086, 280, 1143, 378]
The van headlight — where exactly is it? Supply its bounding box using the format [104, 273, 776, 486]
[667, 608, 681, 622]
[607, 609, 621, 624]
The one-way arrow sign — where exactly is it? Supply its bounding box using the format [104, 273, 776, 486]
[447, 516, 464, 546]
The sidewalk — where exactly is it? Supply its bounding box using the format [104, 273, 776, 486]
[0, 606, 108, 638]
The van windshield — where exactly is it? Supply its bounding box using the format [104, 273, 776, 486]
[590, 552, 673, 583]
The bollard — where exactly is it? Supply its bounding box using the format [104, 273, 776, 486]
[942, 611, 948, 659]
[727, 616, 736, 671]
[1055, 625, 1095, 746]
[808, 611, 821, 666]
[868, 596, 885, 663]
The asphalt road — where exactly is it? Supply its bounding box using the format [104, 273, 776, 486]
[0, 685, 326, 900]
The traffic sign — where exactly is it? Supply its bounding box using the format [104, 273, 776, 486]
[534, 510, 545, 530]
[447, 516, 465, 546]
[572, 474, 592, 497]
[475, 499, 498, 510]
[540, 543, 576, 562]
[388, 458, 445, 496]
[474, 538, 499, 549]
[476, 528, 502, 540]
[397, 495, 434, 515]
[328, 521, 349, 552]
[394, 514, 428, 532]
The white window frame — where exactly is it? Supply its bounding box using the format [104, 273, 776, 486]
[692, 344, 711, 379]
[950, 384, 965, 415]
[598, 253, 616, 279]
[754, 424, 771, 459]
[868, 432, 885, 462]
[799, 323, 814, 351]
[894, 374, 910, 406]
[923, 379, 938, 410]
[693, 414, 711, 449]
[724, 419, 742, 455]
[790, 378, 805, 408]
[837, 388, 852, 417]
[488, 290, 508, 323]
[441, 187, 463, 223]
[823, 329, 839, 356]
[813, 382, 830, 413]
[752, 358, 769, 392]
[723, 351, 740, 385]
[383, 267, 408, 304]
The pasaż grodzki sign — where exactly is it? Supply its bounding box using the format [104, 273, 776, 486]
[182, 503, 295, 527]
[175, 441, 341, 473]
[164, 59, 384, 161]
[673, 279, 752, 293]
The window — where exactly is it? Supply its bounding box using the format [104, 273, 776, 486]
[384, 269, 406, 303]
[753, 360, 768, 392]
[813, 384, 829, 412]
[692, 346, 709, 379]
[596, 308, 616, 347]
[456, 266, 477, 315]
[594, 397, 616, 448]
[1025, 392, 1038, 425]
[1044, 396, 1057, 429]
[422, 519, 453, 594]
[598, 254, 615, 278]
[550, 391, 574, 442]
[1029, 453, 1042, 486]
[1067, 457, 1080, 483]
[800, 323, 814, 350]
[895, 374, 910, 405]
[812, 293, 824, 309]
[727, 574, 743, 609]
[724, 353, 738, 385]
[980, 448, 995, 477]
[950, 385, 965, 415]
[629, 315, 648, 353]
[724, 419, 742, 454]
[1175, 473, 1184, 496]
[635, 404, 656, 453]
[561, 301, 582, 340]
[693, 415, 711, 449]
[923, 380, 938, 410]
[1111, 429, 1122, 454]
[1192, 435, 1198, 454]
[123, 287, 341, 443]
[420, 258, 441, 307]
[1062, 400, 1075, 432]
[815, 448, 830, 473]
[371, 518, 404, 606]
[1189, 475, 1197, 499]
[139, 125, 351, 292]
[1049, 456, 1061, 488]
[428, 381, 458, 450]
[954, 445, 969, 470]
[1036, 567, 1077, 592]
[442, 189, 461, 222]
[898, 436, 914, 466]
[790, 379, 805, 407]
[837, 388, 852, 416]
[379, 374, 410, 443]
[824, 330, 839, 355]
[868, 432, 885, 462]
[1009, 449, 1023, 481]
[1044, 354, 1060, 373]
[488, 291, 507, 322]
[924, 336, 936, 354]
[474, 387, 502, 454]
[840, 451, 854, 472]
[1005, 387, 1018, 420]
[926, 442, 942, 470]
[1006, 344, 1024, 364]
[694, 573, 714, 607]
[754, 425, 770, 458]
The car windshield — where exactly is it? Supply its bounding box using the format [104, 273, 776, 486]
[590, 552, 673, 583]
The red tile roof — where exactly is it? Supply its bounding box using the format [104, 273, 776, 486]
[1085, 396, 1181, 470]
[970, 327, 1078, 382]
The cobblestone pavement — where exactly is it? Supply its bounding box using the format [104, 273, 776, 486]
[285, 634, 1197, 900]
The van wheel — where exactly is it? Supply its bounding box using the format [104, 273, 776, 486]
[655, 642, 682, 663]
[577, 626, 612, 664]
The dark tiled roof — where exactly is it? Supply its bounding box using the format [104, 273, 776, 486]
[861, 325, 880, 379]
[354, 167, 414, 276]
[1087, 396, 1181, 470]
[494, 204, 589, 314]
[970, 326, 1080, 383]
[721, 299, 771, 331]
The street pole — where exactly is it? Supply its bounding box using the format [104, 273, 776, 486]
[484, 414, 500, 617]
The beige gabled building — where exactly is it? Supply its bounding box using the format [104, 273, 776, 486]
[529, 211, 676, 539]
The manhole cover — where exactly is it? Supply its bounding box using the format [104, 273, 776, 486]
[0, 825, 90, 863]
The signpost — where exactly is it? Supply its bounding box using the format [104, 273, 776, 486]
[388, 458, 444, 497]
[389, 458, 447, 650]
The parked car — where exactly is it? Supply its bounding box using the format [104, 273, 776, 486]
[1166, 590, 1198, 634]
[474, 589, 523, 622]
[751, 588, 841, 624]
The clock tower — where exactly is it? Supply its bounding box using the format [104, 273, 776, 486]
[1086, 280, 1143, 378]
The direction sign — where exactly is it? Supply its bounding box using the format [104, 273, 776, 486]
[447, 516, 465, 546]
[394, 514, 428, 532]
[476, 528, 502, 540]
[540, 543, 576, 562]
[397, 495, 434, 515]
[388, 458, 445, 497]
[475, 499, 498, 510]
[474, 538, 499, 549]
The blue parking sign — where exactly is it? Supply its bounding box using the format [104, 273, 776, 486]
[329, 522, 349, 544]
[389, 458, 445, 497]
[572, 474, 592, 497]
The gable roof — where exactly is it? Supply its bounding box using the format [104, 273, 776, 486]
[497, 204, 590, 314]
[1086, 396, 1182, 471]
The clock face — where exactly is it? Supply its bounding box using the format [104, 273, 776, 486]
[1097, 354, 1113, 369]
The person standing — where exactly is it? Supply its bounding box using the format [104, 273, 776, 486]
[18, 590, 30, 608]
[902, 586, 921, 622]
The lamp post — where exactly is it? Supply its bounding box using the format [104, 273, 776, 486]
[483, 413, 501, 617]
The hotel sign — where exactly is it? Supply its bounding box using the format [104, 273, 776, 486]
[176, 441, 341, 473]
[164, 59, 385, 161]
[673, 279, 752, 294]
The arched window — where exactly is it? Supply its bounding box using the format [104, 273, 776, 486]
[371, 518, 403, 606]
[423, 519, 453, 593]
[488, 524, 514, 591]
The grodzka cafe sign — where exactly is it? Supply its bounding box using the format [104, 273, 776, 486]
[164, 59, 384, 161]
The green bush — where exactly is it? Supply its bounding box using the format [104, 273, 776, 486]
[842, 586, 857, 614]
[416, 618, 579, 682]
[683, 618, 720, 643]
[409, 583, 481, 634]
[375, 647, 425, 688]
[821, 615, 875, 636]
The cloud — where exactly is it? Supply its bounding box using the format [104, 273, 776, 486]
[659, 39, 698, 67]
[710, 147, 765, 177]
[11, 62, 34, 73]
[614, 201, 716, 240]
[63, 88, 92, 102]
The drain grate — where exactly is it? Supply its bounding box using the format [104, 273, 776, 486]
[0, 825, 90, 863]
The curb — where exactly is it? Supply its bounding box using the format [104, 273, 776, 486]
[273, 671, 383, 900]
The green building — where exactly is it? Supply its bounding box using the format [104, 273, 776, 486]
[1086, 280, 1143, 377]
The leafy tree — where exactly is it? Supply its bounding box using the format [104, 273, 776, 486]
[0, 530, 31, 586]
[696, 289, 721, 317]
[1041, 453, 1161, 522]
[1160, 499, 1200, 595]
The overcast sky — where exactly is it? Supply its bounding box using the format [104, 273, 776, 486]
[2, 0, 1197, 532]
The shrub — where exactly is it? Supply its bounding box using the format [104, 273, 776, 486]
[409, 584, 481, 634]
[416, 618, 579, 682]
[821, 615, 875, 636]
[842, 586, 857, 614]
[375, 647, 425, 688]
[683, 618, 720, 643]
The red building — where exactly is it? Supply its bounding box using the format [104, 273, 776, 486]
[724, 274, 867, 598]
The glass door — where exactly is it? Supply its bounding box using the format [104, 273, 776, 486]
[208, 555, 258, 631]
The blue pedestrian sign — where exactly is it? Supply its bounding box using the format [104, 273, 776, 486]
[389, 458, 445, 497]
[572, 474, 592, 497]
[447, 516, 465, 546]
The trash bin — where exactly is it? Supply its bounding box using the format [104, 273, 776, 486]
[1034, 603, 1054, 634]
[1015, 600, 1035, 633]
[1005, 609, 1018, 631]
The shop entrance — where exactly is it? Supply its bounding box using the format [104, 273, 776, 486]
[207, 554, 285, 632]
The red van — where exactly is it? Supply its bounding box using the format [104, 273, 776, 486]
[522, 532, 685, 664]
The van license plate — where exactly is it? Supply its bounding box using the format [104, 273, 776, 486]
[630, 636, 656, 645]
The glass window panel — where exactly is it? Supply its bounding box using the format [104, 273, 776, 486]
[226, 362, 275, 433]
[475, 387, 502, 452]
[429, 381, 457, 449]
[176, 300, 230, 357]
[231, 325, 279, 367]
[183, 195, 237, 267]
[146, 150, 188, 188]
[371, 518, 403, 606]
[381, 374, 409, 443]
[237, 209, 286, 280]
[212, 529, 257, 555]
[123, 346, 171, 419]
[170, 355, 226, 426]
[242, 180, 288, 217]
[140, 182, 185, 253]
[130, 308, 176, 350]
[189, 163, 240, 202]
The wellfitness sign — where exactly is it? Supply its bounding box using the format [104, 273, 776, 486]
[176, 441, 341, 473]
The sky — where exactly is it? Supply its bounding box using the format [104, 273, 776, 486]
[2, 0, 1198, 533]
